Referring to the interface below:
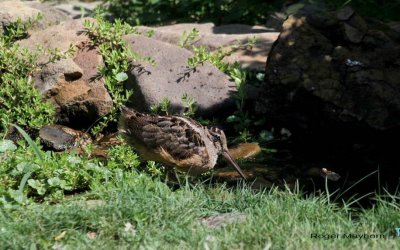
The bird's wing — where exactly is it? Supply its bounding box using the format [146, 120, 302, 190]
[123, 112, 208, 161]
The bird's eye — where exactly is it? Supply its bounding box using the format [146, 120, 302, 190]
[212, 134, 220, 142]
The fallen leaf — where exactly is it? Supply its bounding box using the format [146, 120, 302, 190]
[54, 231, 66, 241]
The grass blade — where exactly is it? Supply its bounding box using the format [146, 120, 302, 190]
[11, 124, 43, 196]
[12, 124, 43, 162]
[18, 171, 32, 194]
[334, 170, 378, 202]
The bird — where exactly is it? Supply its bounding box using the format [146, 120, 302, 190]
[118, 106, 247, 180]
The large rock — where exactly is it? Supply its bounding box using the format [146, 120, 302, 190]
[257, 7, 400, 132]
[124, 34, 237, 116]
[0, 0, 70, 33]
[137, 23, 279, 71]
[18, 19, 113, 128]
[255, 7, 400, 188]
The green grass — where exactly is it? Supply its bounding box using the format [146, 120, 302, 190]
[0, 174, 399, 249]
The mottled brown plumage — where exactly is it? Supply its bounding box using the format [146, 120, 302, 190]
[118, 106, 247, 179]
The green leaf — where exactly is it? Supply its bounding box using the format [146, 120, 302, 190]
[28, 179, 46, 195]
[115, 72, 128, 82]
[0, 140, 17, 153]
[226, 115, 239, 123]
[67, 155, 81, 164]
[59, 180, 72, 190]
[7, 188, 26, 204]
[11, 125, 43, 194]
[16, 162, 34, 173]
[19, 171, 33, 194]
[47, 177, 61, 187]
[256, 73, 265, 81]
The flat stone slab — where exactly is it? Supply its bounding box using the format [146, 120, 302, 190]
[138, 23, 280, 71]
[124, 34, 237, 116]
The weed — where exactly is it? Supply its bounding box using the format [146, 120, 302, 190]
[144, 29, 155, 38]
[227, 67, 252, 133]
[186, 36, 256, 70]
[83, 13, 136, 135]
[150, 97, 173, 115]
[2, 13, 43, 44]
[185, 36, 257, 140]
[181, 93, 198, 117]
[179, 28, 199, 48]
[0, 15, 74, 135]
[83, 11, 155, 135]
[0, 126, 141, 204]
[39, 44, 76, 65]
[106, 143, 141, 170]
[150, 94, 198, 117]
[145, 161, 165, 177]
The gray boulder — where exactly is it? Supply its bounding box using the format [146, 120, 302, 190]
[124, 34, 237, 116]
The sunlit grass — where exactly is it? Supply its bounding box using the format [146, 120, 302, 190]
[0, 173, 399, 249]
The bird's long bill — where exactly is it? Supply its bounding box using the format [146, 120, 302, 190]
[223, 151, 247, 180]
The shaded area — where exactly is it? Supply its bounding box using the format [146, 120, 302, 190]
[255, 6, 400, 205]
[107, 0, 280, 26]
[105, 0, 400, 26]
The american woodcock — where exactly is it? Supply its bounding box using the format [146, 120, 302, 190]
[118, 106, 247, 180]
